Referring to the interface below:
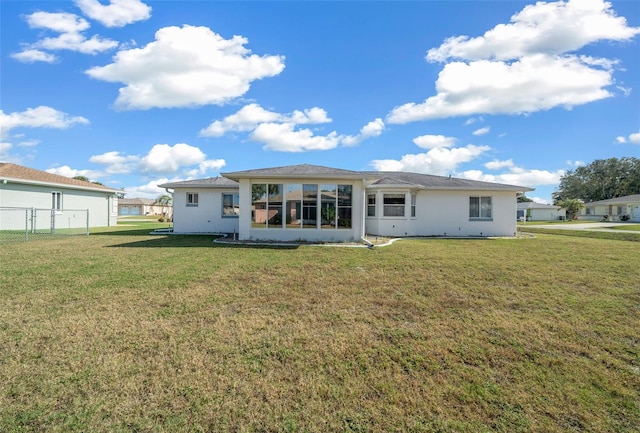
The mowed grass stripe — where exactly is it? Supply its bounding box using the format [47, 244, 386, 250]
[1, 223, 639, 432]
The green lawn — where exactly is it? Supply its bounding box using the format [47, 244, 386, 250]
[1, 222, 639, 432]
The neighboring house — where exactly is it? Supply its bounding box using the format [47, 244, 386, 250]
[580, 194, 640, 222]
[517, 202, 566, 221]
[160, 164, 533, 241]
[119, 197, 170, 216]
[0, 163, 119, 229]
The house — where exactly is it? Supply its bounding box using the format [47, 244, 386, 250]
[159, 164, 533, 241]
[118, 197, 170, 217]
[517, 202, 566, 221]
[0, 163, 119, 230]
[580, 194, 640, 222]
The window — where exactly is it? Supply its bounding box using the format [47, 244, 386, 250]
[302, 184, 318, 228]
[251, 184, 268, 228]
[267, 184, 283, 228]
[320, 184, 337, 229]
[616, 206, 624, 215]
[186, 192, 199, 206]
[52, 191, 62, 212]
[383, 194, 405, 217]
[586, 207, 593, 215]
[222, 193, 239, 216]
[367, 194, 376, 217]
[411, 194, 416, 218]
[337, 185, 352, 229]
[469, 196, 492, 219]
[286, 184, 302, 228]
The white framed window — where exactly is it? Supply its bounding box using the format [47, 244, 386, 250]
[383, 194, 405, 217]
[52, 191, 62, 213]
[411, 194, 416, 218]
[469, 196, 492, 219]
[367, 194, 376, 217]
[186, 192, 199, 207]
[222, 193, 239, 216]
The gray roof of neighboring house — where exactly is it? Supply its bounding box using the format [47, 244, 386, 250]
[220, 164, 533, 192]
[119, 198, 157, 205]
[517, 202, 561, 210]
[584, 194, 640, 206]
[158, 176, 239, 188]
[0, 163, 118, 193]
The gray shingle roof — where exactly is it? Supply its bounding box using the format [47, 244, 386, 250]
[366, 171, 533, 191]
[0, 163, 118, 193]
[584, 194, 640, 206]
[180, 164, 533, 192]
[119, 198, 157, 205]
[158, 176, 239, 188]
[222, 164, 362, 179]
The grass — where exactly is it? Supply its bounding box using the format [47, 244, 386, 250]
[607, 224, 640, 231]
[1, 221, 639, 432]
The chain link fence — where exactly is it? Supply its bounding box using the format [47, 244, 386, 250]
[0, 207, 89, 243]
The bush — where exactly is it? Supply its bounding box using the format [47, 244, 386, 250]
[158, 217, 165, 222]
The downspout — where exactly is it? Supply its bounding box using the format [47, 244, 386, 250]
[361, 179, 374, 248]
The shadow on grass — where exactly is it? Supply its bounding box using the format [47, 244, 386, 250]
[105, 234, 300, 249]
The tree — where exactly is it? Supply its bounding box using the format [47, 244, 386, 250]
[557, 198, 584, 220]
[73, 175, 89, 182]
[517, 193, 534, 203]
[156, 194, 173, 219]
[553, 157, 640, 204]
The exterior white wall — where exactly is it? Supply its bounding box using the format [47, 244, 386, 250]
[366, 189, 518, 237]
[529, 207, 565, 221]
[171, 187, 240, 234]
[0, 182, 117, 228]
[238, 178, 365, 242]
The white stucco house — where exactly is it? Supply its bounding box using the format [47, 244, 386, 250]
[160, 164, 534, 242]
[0, 163, 119, 230]
[517, 202, 566, 221]
[580, 194, 640, 222]
[119, 197, 170, 217]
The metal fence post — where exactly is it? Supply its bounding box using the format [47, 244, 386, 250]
[86, 209, 90, 235]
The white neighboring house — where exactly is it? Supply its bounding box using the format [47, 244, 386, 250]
[517, 202, 566, 221]
[118, 198, 170, 217]
[580, 194, 640, 222]
[0, 163, 119, 230]
[160, 164, 534, 241]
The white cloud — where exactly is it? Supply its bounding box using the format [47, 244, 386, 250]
[89, 151, 139, 174]
[616, 136, 627, 143]
[426, 0, 640, 62]
[464, 117, 483, 125]
[461, 166, 564, 186]
[0, 106, 89, 139]
[19, 11, 119, 56]
[485, 159, 514, 170]
[90, 144, 226, 176]
[370, 144, 490, 175]
[472, 126, 490, 136]
[200, 104, 330, 137]
[530, 197, 551, 205]
[251, 123, 341, 152]
[388, 0, 639, 124]
[46, 165, 103, 181]
[629, 131, 640, 144]
[412, 134, 456, 149]
[125, 178, 171, 199]
[201, 103, 374, 151]
[75, 0, 152, 28]
[11, 49, 58, 63]
[566, 160, 585, 167]
[35, 32, 119, 54]
[26, 11, 90, 33]
[342, 118, 385, 146]
[387, 54, 613, 123]
[86, 25, 286, 109]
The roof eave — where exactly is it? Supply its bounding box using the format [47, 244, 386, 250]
[3, 177, 118, 194]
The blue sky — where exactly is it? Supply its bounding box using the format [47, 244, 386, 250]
[1, 0, 639, 202]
